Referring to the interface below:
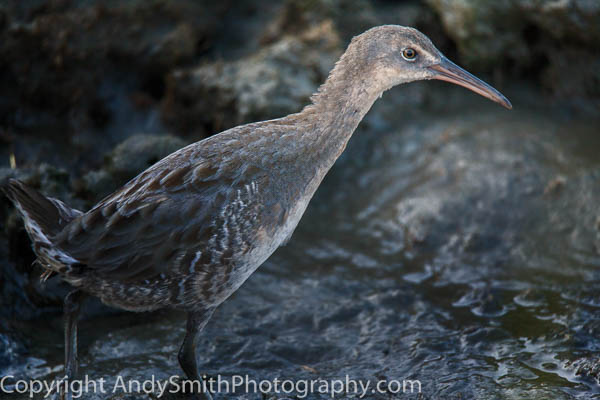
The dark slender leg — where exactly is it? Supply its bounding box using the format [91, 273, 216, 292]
[62, 290, 86, 400]
[178, 308, 215, 400]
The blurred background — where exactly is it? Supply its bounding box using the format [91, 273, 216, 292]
[1, 0, 599, 399]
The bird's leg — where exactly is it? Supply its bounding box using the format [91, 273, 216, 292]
[62, 289, 86, 400]
[178, 308, 215, 400]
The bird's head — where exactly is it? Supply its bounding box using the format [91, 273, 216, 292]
[348, 25, 512, 109]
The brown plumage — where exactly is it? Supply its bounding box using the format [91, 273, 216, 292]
[3, 25, 510, 400]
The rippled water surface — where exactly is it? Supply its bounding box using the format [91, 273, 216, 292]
[3, 86, 600, 399]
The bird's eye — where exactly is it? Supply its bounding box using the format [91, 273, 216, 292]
[402, 48, 417, 61]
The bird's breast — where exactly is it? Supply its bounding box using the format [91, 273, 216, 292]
[197, 176, 316, 306]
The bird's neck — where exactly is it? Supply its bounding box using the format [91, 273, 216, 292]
[297, 57, 386, 170]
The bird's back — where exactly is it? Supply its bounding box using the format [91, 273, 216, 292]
[9, 118, 317, 311]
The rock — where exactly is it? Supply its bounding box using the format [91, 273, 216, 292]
[82, 134, 188, 198]
[260, 0, 440, 45]
[0, 0, 227, 170]
[426, 0, 600, 96]
[79, 169, 116, 202]
[107, 134, 188, 180]
[162, 21, 342, 136]
[259, 0, 378, 45]
[0, 0, 218, 115]
[160, 0, 453, 138]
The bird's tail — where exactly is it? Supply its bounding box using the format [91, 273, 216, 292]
[3, 179, 83, 276]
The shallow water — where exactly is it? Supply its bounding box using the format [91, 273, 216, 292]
[2, 85, 600, 399]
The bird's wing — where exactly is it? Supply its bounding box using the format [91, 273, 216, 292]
[53, 138, 265, 283]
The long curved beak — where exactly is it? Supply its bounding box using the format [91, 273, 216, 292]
[428, 57, 512, 109]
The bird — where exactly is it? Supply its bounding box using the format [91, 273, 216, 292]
[3, 25, 511, 399]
